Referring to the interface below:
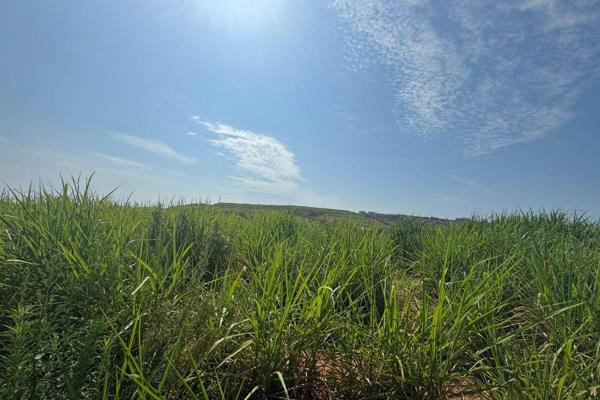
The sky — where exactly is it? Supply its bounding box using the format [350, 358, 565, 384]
[1, 0, 600, 218]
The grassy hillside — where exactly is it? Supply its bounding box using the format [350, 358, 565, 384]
[1, 180, 599, 399]
[211, 202, 457, 227]
[212, 202, 384, 227]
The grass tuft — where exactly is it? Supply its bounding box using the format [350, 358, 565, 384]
[1, 177, 599, 399]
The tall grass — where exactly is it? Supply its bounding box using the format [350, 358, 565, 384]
[0, 178, 599, 399]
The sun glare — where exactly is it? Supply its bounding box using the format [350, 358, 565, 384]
[196, 0, 286, 33]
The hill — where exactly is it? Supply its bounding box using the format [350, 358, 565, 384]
[213, 202, 458, 227]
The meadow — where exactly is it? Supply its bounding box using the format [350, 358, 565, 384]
[0, 178, 599, 399]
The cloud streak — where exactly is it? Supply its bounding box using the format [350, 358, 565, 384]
[193, 118, 302, 194]
[111, 132, 196, 164]
[329, 0, 600, 155]
[96, 153, 146, 168]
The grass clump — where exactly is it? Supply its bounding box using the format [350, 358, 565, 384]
[0, 177, 599, 399]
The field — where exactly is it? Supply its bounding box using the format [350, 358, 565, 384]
[209, 203, 385, 228]
[210, 203, 457, 228]
[1, 179, 599, 399]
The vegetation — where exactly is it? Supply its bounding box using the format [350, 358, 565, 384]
[1, 178, 599, 399]
[211, 203, 458, 228]
[212, 203, 384, 228]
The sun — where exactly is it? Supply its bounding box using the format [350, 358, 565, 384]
[196, 0, 286, 34]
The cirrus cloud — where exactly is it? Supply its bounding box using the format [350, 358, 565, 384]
[111, 132, 196, 164]
[95, 153, 146, 168]
[329, 0, 600, 155]
[193, 117, 302, 194]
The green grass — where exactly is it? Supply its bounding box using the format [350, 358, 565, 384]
[209, 202, 384, 228]
[208, 202, 457, 228]
[0, 177, 599, 399]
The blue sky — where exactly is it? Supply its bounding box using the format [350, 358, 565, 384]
[1, 0, 600, 218]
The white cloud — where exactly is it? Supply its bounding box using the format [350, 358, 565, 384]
[0, 141, 193, 202]
[111, 132, 196, 164]
[193, 119, 302, 194]
[96, 153, 146, 168]
[229, 176, 299, 195]
[516, 0, 600, 29]
[187, 131, 199, 136]
[329, 0, 600, 155]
